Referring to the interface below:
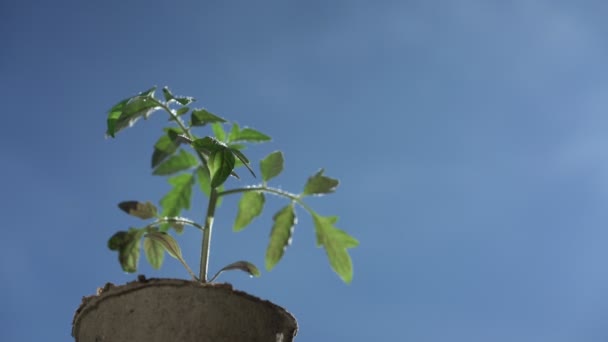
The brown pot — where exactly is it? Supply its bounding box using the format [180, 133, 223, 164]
[72, 277, 298, 342]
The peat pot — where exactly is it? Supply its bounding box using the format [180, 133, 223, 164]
[72, 278, 298, 342]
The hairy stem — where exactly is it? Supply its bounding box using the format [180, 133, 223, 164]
[152, 98, 209, 169]
[179, 258, 199, 281]
[154, 98, 217, 282]
[154, 217, 204, 231]
[218, 185, 314, 213]
[200, 189, 219, 282]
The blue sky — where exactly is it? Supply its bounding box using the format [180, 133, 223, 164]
[3, 1, 608, 341]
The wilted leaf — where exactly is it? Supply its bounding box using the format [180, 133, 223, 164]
[145, 231, 184, 261]
[233, 191, 265, 231]
[209, 149, 235, 188]
[303, 169, 339, 196]
[160, 173, 195, 218]
[143, 235, 165, 269]
[153, 149, 199, 176]
[119, 240, 140, 273]
[265, 204, 296, 270]
[146, 231, 197, 280]
[312, 213, 359, 284]
[108, 231, 130, 251]
[117, 201, 157, 220]
[210, 261, 261, 282]
[170, 222, 185, 234]
[191, 109, 226, 126]
[260, 151, 284, 182]
[108, 229, 143, 273]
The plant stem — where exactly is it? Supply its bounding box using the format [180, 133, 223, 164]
[154, 98, 215, 282]
[218, 185, 315, 213]
[150, 217, 204, 231]
[179, 258, 199, 281]
[200, 188, 219, 282]
[152, 98, 209, 168]
[152, 98, 192, 138]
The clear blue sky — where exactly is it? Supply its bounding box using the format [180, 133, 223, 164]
[3, 1, 608, 341]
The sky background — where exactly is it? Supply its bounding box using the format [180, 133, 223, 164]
[3, 0, 608, 341]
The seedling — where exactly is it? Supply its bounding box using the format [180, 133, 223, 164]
[106, 87, 358, 283]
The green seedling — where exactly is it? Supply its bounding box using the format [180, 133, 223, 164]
[106, 86, 359, 283]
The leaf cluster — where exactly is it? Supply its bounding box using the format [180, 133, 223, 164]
[105, 86, 359, 283]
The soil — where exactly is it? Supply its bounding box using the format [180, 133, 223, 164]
[72, 275, 297, 342]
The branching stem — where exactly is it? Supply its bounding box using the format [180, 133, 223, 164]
[218, 185, 314, 214]
[152, 98, 209, 169]
[154, 217, 204, 231]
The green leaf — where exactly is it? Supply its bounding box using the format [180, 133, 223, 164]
[166, 128, 180, 142]
[151, 128, 182, 168]
[196, 166, 212, 197]
[229, 127, 271, 143]
[192, 136, 226, 155]
[230, 148, 256, 177]
[260, 151, 284, 182]
[228, 143, 246, 151]
[162, 86, 174, 102]
[163, 87, 195, 106]
[106, 87, 160, 137]
[175, 107, 190, 116]
[209, 148, 235, 188]
[174, 96, 195, 106]
[233, 191, 265, 231]
[143, 235, 165, 269]
[117, 201, 157, 220]
[212, 122, 227, 142]
[302, 169, 339, 196]
[312, 214, 359, 284]
[145, 231, 184, 261]
[227, 123, 241, 143]
[265, 204, 296, 271]
[191, 109, 226, 127]
[160, 173, 195, 218]
[106, 101, 126, 138]
[153, 149, 199, 176]
[196, 166, 223, 206]
[210, 261, 261, 282]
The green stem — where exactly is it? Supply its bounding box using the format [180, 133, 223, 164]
[179, 258, 199, 281]
[154, 217, 204, 231]
[218, 185, 314, 213]
[200, 188, 219, 282]
[152, 98, 209, 168]
[152, 99, 192, 136]
[154, 98, 216, 282]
